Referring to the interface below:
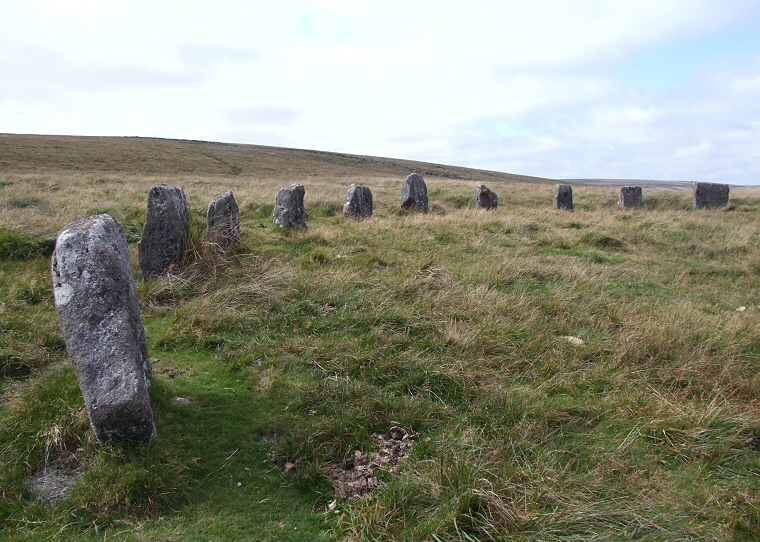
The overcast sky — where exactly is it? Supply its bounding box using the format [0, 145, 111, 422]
[2, 1, 760, 184]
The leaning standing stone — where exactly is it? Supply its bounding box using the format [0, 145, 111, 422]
[619, 186, 642, 209]
[138, 184, 190, 278]
[51, 215, 155, 442]
[273, 183, 306, 228]
[693, 182, 729, 209]
[554, 184, 573, 211]
[476, 185, 498, 210]
[207, 190, 240, 246]
[401, 173, 428, 212]
[343, 184, 373, 219]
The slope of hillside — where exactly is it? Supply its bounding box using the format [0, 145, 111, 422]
[0, 133, 552, 185]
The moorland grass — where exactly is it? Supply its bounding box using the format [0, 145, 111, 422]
[1, 136, 759, 540]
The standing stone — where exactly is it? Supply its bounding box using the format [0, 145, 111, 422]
[619, 186, 642, 209]
[693, 182, 729, 209]
[273, 183, 306, 228]
[138, 184, 190, 279]
[476, 185, 498, 210]
[207, 190, 240, 246]
[51, 215, 155, 442]
[343, 184, 373, 219]
[401, 173, 428, 212]
[554, 184, 573, 211]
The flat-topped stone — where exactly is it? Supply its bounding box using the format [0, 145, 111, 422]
[619, 186, 642, 209]
[693, 182, 729, 209]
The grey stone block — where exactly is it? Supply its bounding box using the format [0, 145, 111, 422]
[274, 184, 306, 228]
[138, 184, 190, 278]
[52, 215, 155, 442]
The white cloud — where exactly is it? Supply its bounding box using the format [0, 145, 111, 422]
[1, 1, 759, 183]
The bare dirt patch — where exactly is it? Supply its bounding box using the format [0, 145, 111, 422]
[329, 422, 417, 499]
[27, 458, 81, 505]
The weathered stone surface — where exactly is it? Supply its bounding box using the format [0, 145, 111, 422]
[51, 215, 155, 443]
[207, 190, 240, 246]
[693, 182, 729, 209]
[619, 186, 642, 209]
[554, 184, 573, 211]
[476, 184, 498, 209]
[343, 184, 373, 219]
[138, 184, 189, 278]
[401, 173, 428, 212]
[273, 184, 306, 228]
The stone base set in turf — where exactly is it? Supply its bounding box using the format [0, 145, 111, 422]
[51, 214, 155, 443]
[138, 184, 190, 279]
[274, 183, 307, 228]
[207, 190, 240, 247]
[476, 184, 498, 210]
[344, 184, 373, 219]
[693, 182, 729, 209]
[554, 184, 574, 211]
[401, 173, 428, 212]
[619, 186, 642, 209]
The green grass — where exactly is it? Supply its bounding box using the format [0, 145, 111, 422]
[1, 138, 760, 540]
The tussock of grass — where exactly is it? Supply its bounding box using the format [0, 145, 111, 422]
[1, 138, 760, 540]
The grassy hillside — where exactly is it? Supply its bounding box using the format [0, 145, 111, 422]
[1, 134, 760, 541]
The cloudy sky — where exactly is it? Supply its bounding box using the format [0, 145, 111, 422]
[2, 1, 760, 184]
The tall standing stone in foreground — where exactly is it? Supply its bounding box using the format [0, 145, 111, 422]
[619, 186, 642, 209]
[51, 215, 155, 442]
[554, 184, 574, 211]
[138, 184, 190, 278]
[401, 173, 428, 212]
[207, 190, 240, 247]
[343, 184, 373, 219]
[693, 182, 729, 209]
[476, 184, 498, 210]
[273, 183, 306, 228]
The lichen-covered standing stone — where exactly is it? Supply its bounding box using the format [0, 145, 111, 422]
[554, 184, 574, 211]
[51, 214, 155, 442]
[207, 190, 240, 246]
[693, 182, 729, 209]
[273, 183, 306, 228]
[401, 173, 428, 212]
[343, 184, 373, 219]
[476, 185, 498, 210]
[138, 184, 190, 278]
[619, 186, 642, 209]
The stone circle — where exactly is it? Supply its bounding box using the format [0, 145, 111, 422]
[619, 186, 642, 209]
[273, 184, 306, 228]
[401, 173, 428, 212]
[207, 190, 240, 246]
[51, 214, 155, 442]
[693, 182, 729, 209]
[343, 184, 373, 219]
[138, 184, 190, 278]
[476, 184, 498, 209]
[554, 184, 574, 211]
